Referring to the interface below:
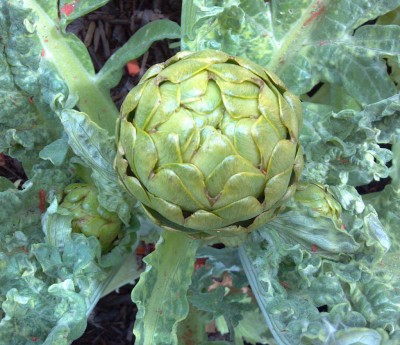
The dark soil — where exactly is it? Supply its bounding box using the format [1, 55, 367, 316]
[74, 284, 138, 344]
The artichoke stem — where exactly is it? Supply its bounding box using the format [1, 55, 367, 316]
[132, 230, 201, 345]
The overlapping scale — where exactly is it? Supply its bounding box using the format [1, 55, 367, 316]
[180, 71, 209, 102]
[190, 106, 224, 128]
[155, 108, 196, 151]
[151, 131, 182, 165]
[134, 80, 160, 128]
[221, 93, 259, 118]
[116, 49, 304, 237]
[213, 196, 264, 224]
[217, 79, 260, 98]
[191, 128, 237, 177]
[252, 116, 281, 171]
[205, 155, 263, 199]
[231, 118, 261, 166]
[182, 80, 222, 114]
[145, 82, 180, 130]
[132, 128, 157, 184]
[207, 63, 260, 83]
[211, 172, 266, 209]
[146, 163, 209, 211]
[157, 59, 212, 83]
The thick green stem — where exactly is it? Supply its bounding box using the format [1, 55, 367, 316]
[132, 230, 200, 345]
[180, 0, 196, 50]
[23, 0, 119, 135]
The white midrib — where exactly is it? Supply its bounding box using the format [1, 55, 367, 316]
[268, 0, 326, 73]
[22, 0, 118, 134]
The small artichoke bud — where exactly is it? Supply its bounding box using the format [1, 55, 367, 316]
[294, 182, 342, 220]
[60, 183, 122, 251]
[115, 50, 304, 238]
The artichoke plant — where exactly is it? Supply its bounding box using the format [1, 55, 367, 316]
[60, 183, 122, 251]
[116, 50, 303, 238]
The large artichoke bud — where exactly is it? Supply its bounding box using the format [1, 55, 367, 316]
[116, 50, 303, 238]
[60, 183, 122, 251]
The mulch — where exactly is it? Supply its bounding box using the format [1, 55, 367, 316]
[74, 284, 138, 344]
[67, 0, 181, 110]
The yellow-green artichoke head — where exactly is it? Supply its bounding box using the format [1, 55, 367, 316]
[116, 50, 304, 238]
[60, 183, 122, 251]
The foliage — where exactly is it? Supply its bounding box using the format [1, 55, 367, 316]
[1, 0, 400, 344]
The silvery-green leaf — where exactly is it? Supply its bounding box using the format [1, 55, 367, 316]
[59, 109, 133, 223]
[0, 2, 66, 174]
[41, 197, 74, 249]
[39, 136, 70, 167]
[363, 141, 400, 253]
[19, 0, 118, 134]
[1, 1, 144, 343]
[301, 94, 400, 186]
[238, 183, 400, 344]
[182, 0, 399, 104]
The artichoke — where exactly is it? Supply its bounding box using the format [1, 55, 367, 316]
[116, 50, 303, 238]
[294, 183, 342, 220]
[60, 183, 122, 251]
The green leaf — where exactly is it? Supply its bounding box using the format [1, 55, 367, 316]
[43, 280, 88, 343]
[59, 109, 116, 182]
[58, 0, 110, 28]
[20, 194, 138, 341]
[101, 252, 141, 297]
[363, 142, 400, 253]
[59, 109, 133, 223]
[0, 177, 16, 190]
[0, 1, 66, 174]
[132, 230, 200, 345]
[238, 184, 398, 344]
[392, 140, 400, 190]
[39, 136, 70, 166]
[301, 84, 362, 111]
[301, 94, 400, 186]
[271, 210, 359, 254]
[377, 7, 400, 91]
[234, 309, 271, 345]
[1, 0, 148, 343]
[0, 278, 86, 345]
[351, 25, 400, 56]
[182, 0, 399, 104]
[334, 328, 382, 345]
[96, 20, 181, 90]
[189, 247, 260, 328]
[177, 305, 209, 345]
[0, 183, 88, 344]
[19, 0, 118, 134]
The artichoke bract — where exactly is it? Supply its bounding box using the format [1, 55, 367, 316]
[294, 183, 342, 220]
[116, 50, 303, 238]
[60, 183, 122, 251]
